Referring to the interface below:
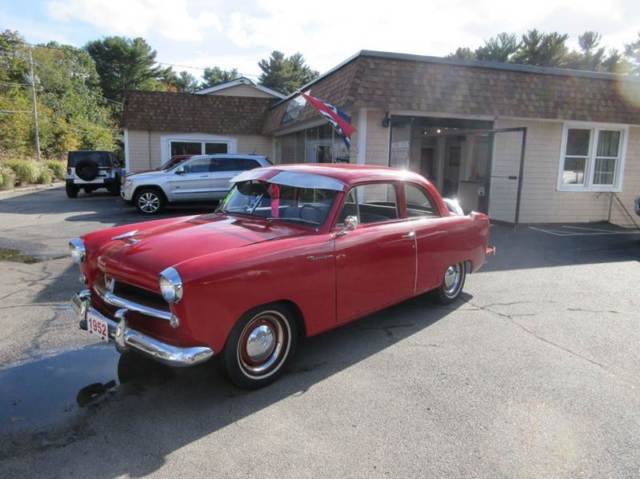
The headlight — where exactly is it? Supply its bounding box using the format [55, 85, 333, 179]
[69, 238, 86, 264]
[159, 267, 183, 304]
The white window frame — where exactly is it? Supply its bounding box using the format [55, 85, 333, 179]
[557, 122, 628, 192]
[160, 133, 237, 165]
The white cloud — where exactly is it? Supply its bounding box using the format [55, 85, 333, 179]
[46, 0, 222, 42]
[222, 0, 640, 72]
[39, 0, 640, 74]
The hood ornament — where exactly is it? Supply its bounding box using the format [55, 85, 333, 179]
[105, 275, 116, 293]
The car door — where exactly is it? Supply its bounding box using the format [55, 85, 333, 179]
[404, 182, 451, 292]
[334, 182, 417, 323]
[165, 157, 215, 201]
[207, 157, 232, 198]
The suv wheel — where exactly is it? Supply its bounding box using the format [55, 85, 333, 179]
[75, 159, 99, 181]
[65, 182, 79, 198]
[134, 188, 165, 215]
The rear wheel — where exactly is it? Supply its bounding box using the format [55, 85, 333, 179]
[134, 187, 165, 215]
[434, 262, 466, 304]
[223, 304, 298, 389]
[65, 182, 79, 198]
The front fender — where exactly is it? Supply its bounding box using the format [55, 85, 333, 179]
[173, 233, 336, 353]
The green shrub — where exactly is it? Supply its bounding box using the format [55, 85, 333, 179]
[45, 160, 66, 180]
[36, 168, 53, 184]
[0, 167, 16, 190]
[4, 159, 40, 184]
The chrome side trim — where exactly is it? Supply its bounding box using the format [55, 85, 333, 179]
[71, 291, 213, 367]
[112, 230, 138, 241]
[94, 282, 172, 321]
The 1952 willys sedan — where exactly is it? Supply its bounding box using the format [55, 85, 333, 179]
[70, 164, 492, 389]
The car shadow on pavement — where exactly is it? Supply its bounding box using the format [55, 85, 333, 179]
[0, 187, 217, 226]
[481, 222, 640, 272]
[0, 291, 468, 475]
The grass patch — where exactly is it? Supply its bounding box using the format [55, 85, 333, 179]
[0, 248, 40, 264]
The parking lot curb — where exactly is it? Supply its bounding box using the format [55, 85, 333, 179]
[0, 182, 64, 199]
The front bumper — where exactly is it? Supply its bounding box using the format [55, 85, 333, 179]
[72, 290, 214, 367]
[120, 181, 134, 201]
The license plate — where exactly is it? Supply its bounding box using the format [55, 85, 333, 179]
[87, 313, 110, 342]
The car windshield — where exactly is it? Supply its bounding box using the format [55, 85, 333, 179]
[219, 180, 338, 227]
[159, 156, 190, 171]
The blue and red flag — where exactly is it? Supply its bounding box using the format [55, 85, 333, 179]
[301, 92, 356, 148]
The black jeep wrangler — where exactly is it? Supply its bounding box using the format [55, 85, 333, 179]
[65, 151, 122, 198]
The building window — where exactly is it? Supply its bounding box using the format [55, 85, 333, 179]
[171, 141, 202, 156]
[558, 124, 627, 192]
[170, 140, 229, 158]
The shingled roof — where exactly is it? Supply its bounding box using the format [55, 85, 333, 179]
[263, 50, 640, 134]
[122, 90, 273, 134]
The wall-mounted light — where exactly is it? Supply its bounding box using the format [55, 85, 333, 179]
[381, 112, 390, 128]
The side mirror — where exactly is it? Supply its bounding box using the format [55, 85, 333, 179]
[175, 166, 186, 175]
[336, 215, 358, 237]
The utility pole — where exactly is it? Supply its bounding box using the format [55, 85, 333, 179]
[28, 47, 41, 161]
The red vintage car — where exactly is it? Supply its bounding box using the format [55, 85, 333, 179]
[70, 164, 492, 388]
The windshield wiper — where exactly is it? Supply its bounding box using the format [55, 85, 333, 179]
[267, 217, 319, 226]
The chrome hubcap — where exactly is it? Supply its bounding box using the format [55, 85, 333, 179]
[246, 324, 276, 363]
[138, 193, 160, 213]
[238, 311, 290, 379]
[443, 264, 462, 297]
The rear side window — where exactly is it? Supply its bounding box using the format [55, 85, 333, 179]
[337, 183, 399, 225]
[405, 184, 438, 218]
[210, 158, 260, 172]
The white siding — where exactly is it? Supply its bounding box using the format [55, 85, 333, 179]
[209, 84, 274, 98]
[126, 130, 273, 172]
[365, 110, 390, 166]
[490, 119, 640, 225]
[610, 126, 640, 227]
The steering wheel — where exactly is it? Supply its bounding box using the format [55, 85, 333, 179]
[300, 204, 322, 223]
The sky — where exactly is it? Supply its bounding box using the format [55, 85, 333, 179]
[1, 0, 640, 80]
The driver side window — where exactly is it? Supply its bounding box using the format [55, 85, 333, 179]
[182, 158, 211, 174]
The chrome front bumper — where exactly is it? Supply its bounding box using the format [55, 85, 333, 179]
[72, 289, 214, 367]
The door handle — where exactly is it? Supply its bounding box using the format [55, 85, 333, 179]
[402, 231, 416, 240]
[199, 175, 208, 178]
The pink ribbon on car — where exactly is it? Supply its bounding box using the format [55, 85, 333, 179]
[270, 184, 280, 218]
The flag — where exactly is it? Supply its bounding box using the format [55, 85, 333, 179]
[301, 92, 356, 148]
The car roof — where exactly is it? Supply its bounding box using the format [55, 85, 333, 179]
[189, 154, 267, 160]
[253, 163, 426, 187]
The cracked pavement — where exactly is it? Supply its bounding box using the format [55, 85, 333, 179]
[1, 186, 640, 478]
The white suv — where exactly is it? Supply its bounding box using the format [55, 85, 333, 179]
[121, 154, 271, 214]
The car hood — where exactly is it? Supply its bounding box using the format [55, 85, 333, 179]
[95, 214, 302, 289]
[125, 170, 167, 180]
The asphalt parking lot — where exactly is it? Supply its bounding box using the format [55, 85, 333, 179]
[1, 186, 639, 478]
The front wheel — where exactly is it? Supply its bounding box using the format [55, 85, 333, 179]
[434, 262, 466, 304]
[134, 188, 165, 215]
[223, 305, 298, 389]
